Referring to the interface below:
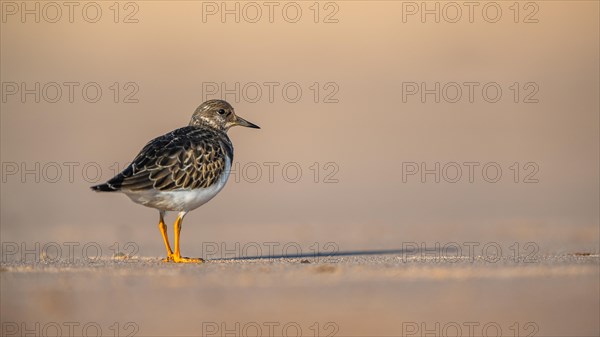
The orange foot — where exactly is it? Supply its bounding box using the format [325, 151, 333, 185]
[162, 255, 204, 263]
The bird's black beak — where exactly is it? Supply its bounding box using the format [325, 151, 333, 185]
[235, 116, 260, 129]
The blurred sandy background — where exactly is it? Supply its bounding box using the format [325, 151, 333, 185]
[1, 1, 599, 336]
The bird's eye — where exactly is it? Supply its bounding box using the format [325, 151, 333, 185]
[218, 109, 226, 115]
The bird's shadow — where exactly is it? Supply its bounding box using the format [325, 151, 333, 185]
[209, 248, 457, 261]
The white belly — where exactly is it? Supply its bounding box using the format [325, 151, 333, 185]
[123, 159, 231, 212]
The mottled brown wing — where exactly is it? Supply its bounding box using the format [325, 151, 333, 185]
[102, 126, 232, 192]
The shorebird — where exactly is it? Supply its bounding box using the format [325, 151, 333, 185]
[91, 100, 259, 263]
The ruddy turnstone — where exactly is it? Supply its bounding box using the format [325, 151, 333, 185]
[91, 100, 259, 263]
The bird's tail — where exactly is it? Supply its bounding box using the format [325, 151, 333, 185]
[90, 183, 119, 192]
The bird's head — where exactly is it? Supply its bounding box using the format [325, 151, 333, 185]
[189, 100, 260, 131]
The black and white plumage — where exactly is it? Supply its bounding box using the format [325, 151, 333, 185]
[93, 127, 232, 192]
[91, 100, 259, 263]
[91, 126, 234, 211]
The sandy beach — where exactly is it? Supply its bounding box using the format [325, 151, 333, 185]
[2, 252, 598, 336]
[2, 1, 599, 336]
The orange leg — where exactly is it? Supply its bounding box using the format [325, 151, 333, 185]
[171, 211, 203, 263]
[158, 211, 174, 262]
